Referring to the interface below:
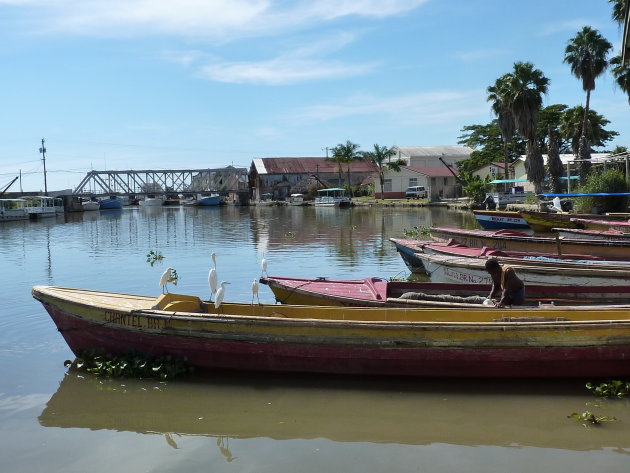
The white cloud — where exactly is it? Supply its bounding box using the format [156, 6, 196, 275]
[297, 90, 487, 124]
[537, 19, 602, 37]
[3, 0, 429, 40]
[456, 48, 509, 62]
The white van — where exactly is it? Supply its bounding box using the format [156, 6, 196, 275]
[405, 186, 427, 199]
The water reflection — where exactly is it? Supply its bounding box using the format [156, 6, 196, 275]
[39, 372, 630, 454]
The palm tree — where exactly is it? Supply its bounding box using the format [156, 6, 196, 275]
[362, 144, 406, 200]
[547, 127, 564, 194]
[559, 105, 619, 156]
[498, 62, 550, 193]
[328, 140, 361, 196]
[609, 0, 627, 25]
[563, 26, 613, 181]
[487, 74, 516, 188]
[610, 54, 630, 105]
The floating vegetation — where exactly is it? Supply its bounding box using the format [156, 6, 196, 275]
[586, 380, 630, 398]
[402, 226, 430, 239]
[64, 348, 193, 380]
[568, 411, 618, 425]
[168, 268, 180, 286]
[146, 250, 164, 266]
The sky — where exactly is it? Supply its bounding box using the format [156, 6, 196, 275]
[0, 0, 628, 193]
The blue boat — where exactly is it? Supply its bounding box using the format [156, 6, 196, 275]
[99, 196, 123, 210]
[197, 193, 221, 206]
[472, 210, 529, 229]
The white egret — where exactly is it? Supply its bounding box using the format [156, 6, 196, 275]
[214, 281, 231, 309]
[251, 279, 260, 305]
[260, 253, 268, 277]
[159, 267, 173, 293]
[208, 252, 218, 300]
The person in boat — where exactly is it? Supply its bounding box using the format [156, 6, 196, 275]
[483, 194, 496, 210]
[484, 258, 525, 308]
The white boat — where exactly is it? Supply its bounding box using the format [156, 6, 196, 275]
[314, 188, 351, 207]
[139, 196, 165, 207]
[289, 193, 306, 206]
[23, 196, 62, 218]
[0, 198, 29, 221]
[81, 200, 100, 211]
[486, 188, 535, 209]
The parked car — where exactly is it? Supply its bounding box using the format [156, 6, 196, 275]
[405, 186, 427, 199]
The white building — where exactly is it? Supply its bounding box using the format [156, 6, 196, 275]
[374, 166, 459, 200]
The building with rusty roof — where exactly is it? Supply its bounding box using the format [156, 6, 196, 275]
[249, 157, 378, 201]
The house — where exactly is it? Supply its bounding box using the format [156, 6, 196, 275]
[248, 157, 378, 201]
[473, 162, 511, 182]
[392, 146, 473, 167]
[374, 166, 459, 200]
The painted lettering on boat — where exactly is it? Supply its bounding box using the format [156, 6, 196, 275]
[105, 311, 164, 329]
[443, 267, 491, 284]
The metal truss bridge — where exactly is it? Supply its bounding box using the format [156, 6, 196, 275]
[72, 167, 248, 196]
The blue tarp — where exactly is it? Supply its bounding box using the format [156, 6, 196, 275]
[538, 192, 630, 197]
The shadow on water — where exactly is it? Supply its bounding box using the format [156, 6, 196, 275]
[38, 371, 630, 454]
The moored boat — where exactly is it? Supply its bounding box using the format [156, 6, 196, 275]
[472, 210, 529, 229]
[23, 195, 62, 218]
[289, 193, 306, 206]
[81, 199, 100, 211]
[571, 217, 630, 233]
[519, 210, 626, 232]
[429, 226, 630, 260]
[0, 198, 29, 221]
[99, 196, 123, 210]
[315, 188, 351, 207]
[261, 275, 630, 307]
[139, 196, 165, 207]
[32, 285, 630, 377]
[552, 227, 630, 240]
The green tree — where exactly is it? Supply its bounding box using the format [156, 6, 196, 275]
[609, 0, 627, 24]
[328, 140, 362, 196]
[610, 54, 630, 105]
[499, 62, 550, 193]
[547, 127, 564, 194]
[456, 121, 525, 174]
[563, 26, 613, 181]
[574, 168, 629, 213]
[559, 106, 618, 155]
[362, 144, 406, 200]
[487, 75, 516, 184]
[537, 104, 571, 153]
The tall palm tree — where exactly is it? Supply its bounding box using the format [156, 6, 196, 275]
[610, 54, 630, 105]
[362, 144, 406, 200]
[609, 0, 627, 25]
[328, 140, 361, 196]
[498, 62, 550, 193]
[563, 26, 613, 181]
[487, 74, 516, 188]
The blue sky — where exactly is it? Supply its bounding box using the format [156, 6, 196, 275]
[0, 0, 628, 192]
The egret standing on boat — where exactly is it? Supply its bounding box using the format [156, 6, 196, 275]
[208, 252, 218, 301]
[159, 267, 173, 293]
[215, 281, 231, 309]
[260, 253, 268, 277]
[251, 279, 260, 305]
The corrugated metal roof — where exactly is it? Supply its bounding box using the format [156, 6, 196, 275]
[394, 146, 473, 158]
[405, 166, 458, 177]
[254, 157, 378, 175]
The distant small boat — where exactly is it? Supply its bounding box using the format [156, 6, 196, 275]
[315, 188, 351, 207]
[289, 194, 306, 206]
[472, 210, 528, 229]
[99, 196, 123, 210]
[0, 198, 29, 221]
[139, 195, 165, 207]
[81, 200, 100, 211]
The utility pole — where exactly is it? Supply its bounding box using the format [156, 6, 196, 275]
[39, 138, 48, 196]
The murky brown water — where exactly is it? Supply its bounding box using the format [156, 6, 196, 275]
[2, 205, 629, 472]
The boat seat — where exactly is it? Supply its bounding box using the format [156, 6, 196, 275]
[153, 293, 203, 312]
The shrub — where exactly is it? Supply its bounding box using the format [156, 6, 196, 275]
[573, 168, 629, 213]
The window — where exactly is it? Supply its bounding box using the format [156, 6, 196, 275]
[408, 178, 417, 187]
[384, 179, 392, 192]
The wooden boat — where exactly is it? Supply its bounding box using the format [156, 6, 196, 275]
[518, 210, 627, 232]
[571, 217, 630, 233]
[472, 210, 529, 229]
[261, 275, 630, 306]
[552, 227, 630, 240]
[429, 226, 630, 260]
[32, 285, 630, 377]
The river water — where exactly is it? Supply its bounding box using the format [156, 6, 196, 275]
[1, 205, 629, 472]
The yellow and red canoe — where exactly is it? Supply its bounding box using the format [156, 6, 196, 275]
[33, 285, 630, 378]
